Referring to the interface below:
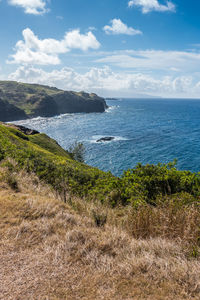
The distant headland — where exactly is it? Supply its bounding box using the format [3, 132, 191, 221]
[0, 81, 108, 122]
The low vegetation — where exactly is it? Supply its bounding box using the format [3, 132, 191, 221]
[0, 166, 199, 299]
[0, 122, 200, 299]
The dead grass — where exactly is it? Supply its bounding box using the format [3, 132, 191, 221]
[65, 194, 200, 249]
[0, 170, 200, 299]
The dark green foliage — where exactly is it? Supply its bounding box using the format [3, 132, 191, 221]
[121, 161, 200, 205]
[69, 142, 85, 163]
[0, 148, 5, 161]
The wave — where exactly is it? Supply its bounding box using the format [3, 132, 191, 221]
[105, 105, 119, 113]
[13, 113, 74, 127]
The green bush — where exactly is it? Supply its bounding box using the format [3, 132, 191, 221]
[69, 142, 85, 163]
[121, 161, 200, 205]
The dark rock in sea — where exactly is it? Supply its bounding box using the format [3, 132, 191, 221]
[96, 137, 115, 142]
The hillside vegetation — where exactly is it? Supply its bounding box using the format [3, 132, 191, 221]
[0, 81, 107, 121]
[1, 122, 200, 209]
[0, 123, 200, 299]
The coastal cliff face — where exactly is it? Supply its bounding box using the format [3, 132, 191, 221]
[0, 98, 27, 122]
[0, 81, 107, 121]
[30, 95, 59, 117]
[53, 91, 107, 113]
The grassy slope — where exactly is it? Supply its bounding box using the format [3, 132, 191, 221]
[0, 81, 61, 114]
[0, 81, 61, 99]
[1, 123, 200, 298]
[28, 133, 72, 158]
[0, 170, 200, 300]
[0, 123, 116, 200]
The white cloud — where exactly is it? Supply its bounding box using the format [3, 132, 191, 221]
[96, 49, 200, 73]
[8, 65, 200, 98]
[64, 30, 100, 51]
[128, 0, 176, 13]
[103, 19, 142, 36]
[7, 28, 101, 65]
[8, 0, 48, 15]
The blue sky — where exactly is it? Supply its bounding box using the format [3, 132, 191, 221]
[1, 0, 200, 97]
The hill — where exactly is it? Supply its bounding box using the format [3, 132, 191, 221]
[0, 81, 107, 121]
[0, 172, 200, 300]
[0, 123, 200, 299]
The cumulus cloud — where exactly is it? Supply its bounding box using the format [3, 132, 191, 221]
[128, 0, 176, 13]
[8, 0, 48, 15]
[103, 19, 142, 35]
[8, 65, 200, 98]
[7, 28, 101, 65]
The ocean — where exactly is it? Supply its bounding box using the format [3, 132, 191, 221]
[14, 98, 200, 176]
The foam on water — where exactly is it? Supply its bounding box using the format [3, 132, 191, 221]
[105, 105, 119, 113]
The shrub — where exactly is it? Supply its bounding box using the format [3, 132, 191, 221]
[6, 174, 19, 191]
[92, 209, 107, 227]
[0, 148, 5, 161]
[69, 142, 85, 163]
[121, 161, 200, 205]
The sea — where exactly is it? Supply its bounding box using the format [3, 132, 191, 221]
[14, 98, 200, 177]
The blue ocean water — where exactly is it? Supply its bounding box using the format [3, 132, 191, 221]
[15, 98, 200, 176]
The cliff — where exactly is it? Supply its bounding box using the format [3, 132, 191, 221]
[0, 98, 27, 121]
[0, 81, 107, 121]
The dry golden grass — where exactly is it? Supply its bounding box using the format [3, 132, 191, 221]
[66, 194, 200, 248]
[0, 170, 200, 299]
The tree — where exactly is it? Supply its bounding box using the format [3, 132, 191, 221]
[69, 142, 85, 163]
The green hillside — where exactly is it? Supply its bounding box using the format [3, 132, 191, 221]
[0, 123, 118, 201]
[0, 81, 107, 121]
[1, 122, 200, 209]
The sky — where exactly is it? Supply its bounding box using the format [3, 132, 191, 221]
[1, 0, 200, 98]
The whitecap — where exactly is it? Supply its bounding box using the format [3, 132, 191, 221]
[105, 105, 119, 113]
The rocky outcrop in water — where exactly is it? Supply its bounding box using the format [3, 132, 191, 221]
[96, 137, 115, 142]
